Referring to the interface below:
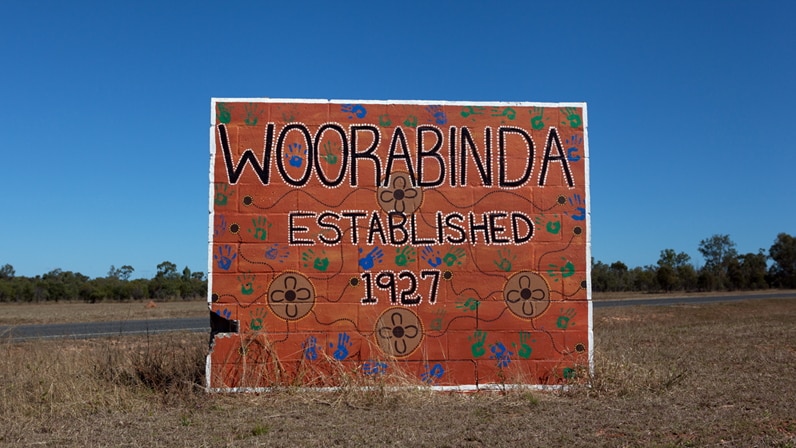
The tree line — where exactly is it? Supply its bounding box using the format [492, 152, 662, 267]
[0, 261, 206, 303]
[0, 233, 794, 302]
[592, 233, 796, 293]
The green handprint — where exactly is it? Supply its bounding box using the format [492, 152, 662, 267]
[244, 103, 264, 126]
[561, 107, 582, 128]
[556, 307, 577, 329]
[403, 115, 418, 128]
[214, 183, 232, 206]
[394, 245, 416, 266]
[530, 106, 545, 130]
[547, 258, 575, 281]
[378, 114, 392, 127]
[249, 308, 267, 331]
[460, 106, 485, 119]
[314, 257, 330, 272]
[238, 272, 255, 295]
[493, 249, 516, 272]
[517, 331, 533, 359]
[491, 107, 516, 120]
[456, 297, 479, 312]
[216, 103, 232, 124]
[470, 330, 488, 357]
[534, 214, 561, 235]
[320, 140, 339, 164]
[302, 249, 330, 272]
[430, 309, 446, 331]
[249, 217, 271, 241]
[443, 247, 466, 266]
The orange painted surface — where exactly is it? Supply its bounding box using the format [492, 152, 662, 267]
[208, 99, 590, 390]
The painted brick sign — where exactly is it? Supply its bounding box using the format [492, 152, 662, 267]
[207, 99, 591, 391]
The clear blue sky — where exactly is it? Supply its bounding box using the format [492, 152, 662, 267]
[1, 0, 794, 279]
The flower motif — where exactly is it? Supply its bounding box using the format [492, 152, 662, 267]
[377, 172, 422, 214]
[268, 272, 315, 321]
[504, 271, 550, 319]
[375, 308, 423, 357]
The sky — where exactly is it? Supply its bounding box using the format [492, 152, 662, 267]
[1, 0, 794, 279]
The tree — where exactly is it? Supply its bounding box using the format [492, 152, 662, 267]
[118, 265, 134, 281]
[590, 260, 611, 292]
[156, 261, 178, 279]
[152, 261, 180, 299]
[698, 234, 738, 271]
[609, 261, 629, 291]
[0, 264, 15, 279]
[107, 264, 134, 281]
[677, 264, 698, 291]
[698, 234, 738, 290]
[740, 251, 768, 289]
[656, 265, 677, 292]
[631, 266, 658, 292]
[657, 249, 691, 269]
[656, 249, 694, 292]
[769, 233, 796, 288]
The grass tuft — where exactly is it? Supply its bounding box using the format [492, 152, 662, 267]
[1, 298, 795, 446]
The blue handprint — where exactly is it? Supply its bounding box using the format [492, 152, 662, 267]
[264, 243, 289, 263]
[214, 245, 237, 270]
[215, 308, 232, 319]
[216, 308, 232, 320]
[420, 246, 443, 268]
[358, 246, 384, 270]
[425, 105, 447, 125]
[363, 360, 388, 375]
[426, 106, 448, 125]
[214, 214, 227, 237]
[566, 194, 586, 221]
[303, 336, 319, 361]
[331, 332, 352, 360]
[489, 341, 513, 368]
[285, 143, 306, 168]
[421, 363, 445, 384]
[564, 134, 583, 162]
[341, 104, 367, 119]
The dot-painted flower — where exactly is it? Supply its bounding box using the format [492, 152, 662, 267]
[377, 172, 422, 214]
[268, 272, 315, 321]
[504, 271, 550, 319]
[375, 308, 423, 357]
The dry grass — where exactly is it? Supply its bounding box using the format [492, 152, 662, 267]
[0, 300, 208, 325]
[1, 299, 795, 447]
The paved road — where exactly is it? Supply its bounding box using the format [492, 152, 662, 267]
[593, 291, 796, 308]
[0, 317, 209, 341]
[2, 292, 794, 341]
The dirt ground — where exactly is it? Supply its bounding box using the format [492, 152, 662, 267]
[1, 297, 794, 446]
